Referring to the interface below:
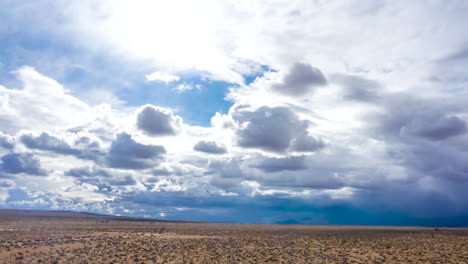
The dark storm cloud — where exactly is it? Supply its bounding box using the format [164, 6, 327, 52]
[415, 143, 468, 182]
[254, 155, 307, 172]
[290, 133, 325, 152]
[351, 178, 468, 223]
[136, 105, 181, 136]
[233, 106, 324, 153]
[193, 140, 227, 154]
[401, 115, 466, 141]
[0, 153, 46, 176]
[106, 132, 166, 169]
[0, 132, 15, 150]
[377, 94, 467, 141]
[20, 132, 104, 160]
[235, 106, 301, 152]
[331, 74, 380, 102]
[205, 149, 349, 191]
[251, 150, 350, 190]
[369, 92, 468, 207]
[272, 63, 327, 96]
[120, 188, 451, 226]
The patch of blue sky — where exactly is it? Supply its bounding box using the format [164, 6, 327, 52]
[243, 64, 275, 85]
[0, 29, 95, 88]
[120, 74, 235, 127]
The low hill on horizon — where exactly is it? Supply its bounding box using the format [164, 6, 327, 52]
[0, 208, 201, 223]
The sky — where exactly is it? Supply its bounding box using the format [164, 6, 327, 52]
[0, 0, 467, 226]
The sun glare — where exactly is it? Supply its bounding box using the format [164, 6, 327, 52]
[98, 0, 229, 73]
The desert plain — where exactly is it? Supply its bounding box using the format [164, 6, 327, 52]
[0, 210, 466, 263]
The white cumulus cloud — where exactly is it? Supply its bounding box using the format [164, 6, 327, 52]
[145, 71, 180, 83]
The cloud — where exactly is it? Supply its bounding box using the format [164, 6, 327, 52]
[151, 167, 172, 176]
[290, 133, 325, 152]
[145, 71, 180, 83]
[331, 74, 380, 102]
[377, 94, 467, 141]
[193, 140, 227, 154]
[136, 105, 182, 136]
[438, 46, 468, 62]
[0, 153, 46, 176]
[108, 175, 137, 186]
[80, 89, 126, 107]
[208, 159, 246, 189]
[0, 132, 15, 150]
[4, 188, 117, 214]
[358, 91, 468, 214]
[234, 150, 349, 190]
[401, 115, 466, 141]
[66, 166, 112, 178]
[20, 132, 105, 160]
[370, 95, 468, 184]
[272, 63, 327, 96]
[399, 141, 468, 183]
[0, 179, 14, 188]
[106, 132, 166, 169]
[175, 83, 201, 93]
[0, 66, 91, 134]
[233, 106, 324, 153]
[65, 165, 140, 193]
[21, 132, 79, 155]
[253, 155, 307, 172]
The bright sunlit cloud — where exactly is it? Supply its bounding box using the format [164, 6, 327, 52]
[146, 72, 180, 83]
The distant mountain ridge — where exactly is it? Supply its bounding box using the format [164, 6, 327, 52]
[0, 209, 201, 223]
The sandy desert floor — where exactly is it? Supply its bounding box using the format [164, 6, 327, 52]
[0, 215, 466, 263]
